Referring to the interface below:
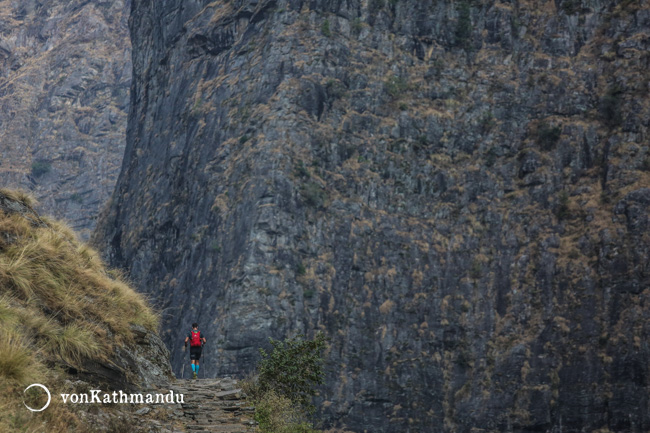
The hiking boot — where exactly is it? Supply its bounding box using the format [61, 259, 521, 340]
[193, 372, 198, 379]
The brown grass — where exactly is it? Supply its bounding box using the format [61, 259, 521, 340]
[0, 189, 160, 432]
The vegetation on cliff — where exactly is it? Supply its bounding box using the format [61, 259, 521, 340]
[95, 0, 650, 431]
[243, 333, 328, 433]
[0, 189, 159, 432]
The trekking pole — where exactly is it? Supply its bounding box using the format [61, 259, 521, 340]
[181, 344, 187, 379]
[202, 343, 206, 379]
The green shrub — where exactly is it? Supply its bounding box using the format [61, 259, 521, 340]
[414, 135, 428, 152]
[561, 0, 581, 14]
[455, 1, 472, 49]
[321, 20, 331, 37]
[385, 75, 408, 99]
[301, 182, 327, 209]
[600, 85, 624, 128]
[294, 161, 310, 178]
[456, 349, 472, 368]
[351, 18, 363, 35]
[370, 0, 385, 12]
[537, 122, 562, 150]
[257, 333, 327, 412]
[511, 16, 521, 36]
[485, 147, 498, 167]
[254, 390, 318, 433]
[325, 79, 346, 99]
[555, 191, 570, 220]
[296, 262, 306, 276]
[600, 190, 610, 205]
[31, 160, 51, 177]
[479, 111, 496, 132]
[469, 260, 482, 279]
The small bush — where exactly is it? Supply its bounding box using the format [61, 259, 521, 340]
[485, 147, 498, 167]
[561, 0, 581, 14]
[257, 333, 327, 412]
[294, 161, 310, 178]
[555, 191, 570, 220]
[511, 16, 521, 36]
[370, 0, 385, 12]
[600, 85, 624, 128]
[414, 135, 428, 152]
[455, 1, 472, 49]
[537, 122, 562, 150]
[31, 160, 51, 178]
[321, 20, 331, 37]
[296, 262, 306, 276]
[456, 349, 472, 368]
[301, 182, 327, 209]
[479, 111, 496, 132]
[385, 75, 408, 99]
[325, 79, 346, 100]
[351, 18, 363, 35]
[254, 390, 318, 433]
[469, 260, 481, 279]
[241, 370, 264, 397]
[600, 190, 610, 205]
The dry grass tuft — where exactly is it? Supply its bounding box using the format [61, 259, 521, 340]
[0, 188, 37, 207]
[0, 189, 160, 432]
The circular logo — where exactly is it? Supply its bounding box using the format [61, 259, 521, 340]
[23, 384, 51, 412]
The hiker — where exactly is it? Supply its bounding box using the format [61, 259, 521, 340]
[184, 322, 207, 379]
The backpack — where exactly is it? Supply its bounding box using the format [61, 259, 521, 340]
[190, 330, 202, 347]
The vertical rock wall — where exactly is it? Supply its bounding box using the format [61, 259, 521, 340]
[0, 0, 130, 238]
[96, 1, 650, 431]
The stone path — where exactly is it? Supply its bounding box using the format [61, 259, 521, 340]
[138, 378, 256, 433]
[170, 378, 255, 433]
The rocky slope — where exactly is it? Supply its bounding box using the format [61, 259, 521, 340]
[0, 189, 173, 431]
[0, 0, 130, 239]
[95, 0, 650, 432]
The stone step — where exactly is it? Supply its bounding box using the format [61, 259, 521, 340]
[185, 425, 249, 432]
[181, 403, 244, 411]
[163, 378, 252, 433]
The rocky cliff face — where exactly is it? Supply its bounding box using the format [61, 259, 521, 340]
[0, 0, 130, 238]
[95, 0, 650, 431]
